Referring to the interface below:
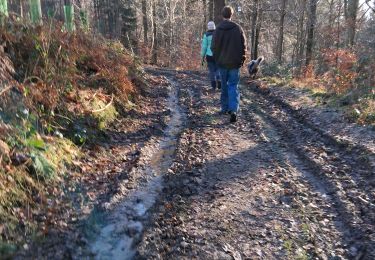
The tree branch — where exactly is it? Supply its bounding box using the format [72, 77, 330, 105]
[365, 0, 375, 13]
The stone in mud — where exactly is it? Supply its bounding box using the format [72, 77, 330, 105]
[180, 241, 189, 248]
[154, 228, 163, 235]
[127, 221, 143, 236]
[349, 246, 358, 256]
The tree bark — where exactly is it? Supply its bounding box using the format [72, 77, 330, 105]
[168, 0, 173, 66]
[142, 0, 148, 44]
[296, 0, 306, 70]
[214, 0, 225, 24]
[64, 0, 75, 32]
[305, 0, 317, 67]
[336, 0, 343, 67]
[209, 0, 214, 20]
[254, 9, 262, 60]
[250, 0, 260, 60]
[346, 0, 359, 46]
[344, 0, 348, 20]
[328, 0, 335, 31]
[203, 0, 207, 31]
[276, 0, 287, 64]
[151, 0, 158, 64]
[0, 0, 8, 17]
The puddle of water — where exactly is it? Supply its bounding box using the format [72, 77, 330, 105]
[89, 81, 184, 260]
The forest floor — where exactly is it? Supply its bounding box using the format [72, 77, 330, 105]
[14, 67, 375, 260]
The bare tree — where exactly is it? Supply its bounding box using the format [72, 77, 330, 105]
[305, 0, 318, 66]
[208, 0, 213, 20]
[214, 0, 225, 24]
[276, 0, 288, 63]
[3, 0, 373, 73]
[346, 0, 359, 46]
[142, 0, 148, 44]
[151, 0, 158, 64]
[296, 0, 307, 70]
[250, 0, 262, 60]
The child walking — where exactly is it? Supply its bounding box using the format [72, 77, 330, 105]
[201, 21, 221, 91]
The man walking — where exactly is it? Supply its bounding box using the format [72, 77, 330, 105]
[211, 6, 247, 123]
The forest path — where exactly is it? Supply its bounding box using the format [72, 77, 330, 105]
[134, 68, 374, 259]
[13, 67, 374, 259]
[53, 67, 375, 260]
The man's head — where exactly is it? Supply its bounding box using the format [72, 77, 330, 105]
[222, 6, 234, 20]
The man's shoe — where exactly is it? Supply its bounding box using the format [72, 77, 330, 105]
[219, 110, 228, 115]
[217, 81, 222, 89]
[230, 112, 237, 123]
[211, 81, 217, 90]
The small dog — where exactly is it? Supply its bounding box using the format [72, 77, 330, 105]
[248, 56, 264, 79]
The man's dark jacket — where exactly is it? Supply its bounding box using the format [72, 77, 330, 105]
[211, 20, 246, 69]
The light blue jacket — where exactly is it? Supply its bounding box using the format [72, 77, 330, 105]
[201, 31, 214, 57]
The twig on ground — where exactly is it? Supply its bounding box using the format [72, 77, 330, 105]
[54, 114, 73, 122]
[0, 85, 12, 96]
[23, 76, 43, 84]
[92, 95, 114, 113]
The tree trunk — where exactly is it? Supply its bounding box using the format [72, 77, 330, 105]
[276, 0, 287, 64]
[305, 0, 317, 67]
[250, 0, 260, 59]
[328, 0, 335, 30]
[296, 0, 306, 71]
[8, 0, 25, 17]
[346, 0, 359, 46]
[254, 9, 262, 60]
[208, 0, 214, 20]
[107, 0, 114, 37]
[142, 0, 148, 44]
[20, 0, 24, 17]
[168, 0, 173, 66]
[214, 0, 225, 24]
[0, 0, 9, 17]
[64, 0, 75, 32]
[344, 0, 348, 20]
[151, 0, 158, 64]
[203, 0, 207, 31]
[30, 0, 43, 24]
[336, 0, 343, 67]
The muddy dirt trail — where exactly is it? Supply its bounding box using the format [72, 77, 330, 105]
[42, 68, 373, 260]
[87, 78, 185, 259]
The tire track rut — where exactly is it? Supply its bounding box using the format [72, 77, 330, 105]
[137, 69, 374, 259]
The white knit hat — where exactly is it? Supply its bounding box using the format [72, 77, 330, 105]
[207, 21, 216, 30]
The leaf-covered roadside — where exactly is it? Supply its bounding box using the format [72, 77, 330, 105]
[262, 46, 374, 126]
[0, 17, 162, 255]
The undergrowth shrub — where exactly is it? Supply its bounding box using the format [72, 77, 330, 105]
[0, 15, 142, 246]
[262, 61, 293, 79]
[288, 48, 374, 125]
[319, 49, 358, 94]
